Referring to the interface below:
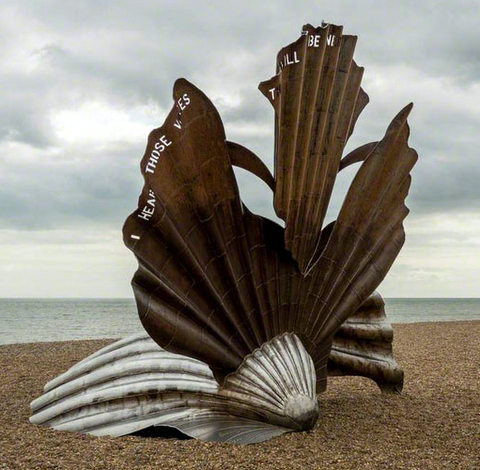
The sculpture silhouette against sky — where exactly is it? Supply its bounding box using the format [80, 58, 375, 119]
[30, 23, 418, 444]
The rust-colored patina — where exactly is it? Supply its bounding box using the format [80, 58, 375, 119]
[123, 22, 416, 390]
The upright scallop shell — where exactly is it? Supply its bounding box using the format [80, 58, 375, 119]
[30, 22, 415, 444]
[122, 75, 416, 391]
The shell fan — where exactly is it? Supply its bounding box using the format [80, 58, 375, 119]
[259, 23, 370, 274]
[122, 77, 415, 389]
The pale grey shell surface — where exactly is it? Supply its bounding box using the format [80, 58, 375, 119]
[30, 333, 317, 444]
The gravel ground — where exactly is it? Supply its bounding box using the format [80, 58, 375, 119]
[1, 321, 479, 470]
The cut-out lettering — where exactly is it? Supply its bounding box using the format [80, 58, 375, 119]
[277, 51, 301, 70]
[145, 135, 172, 174]
[137, 189, 156, 221]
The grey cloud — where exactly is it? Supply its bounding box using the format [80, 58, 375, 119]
[1, 0, 480, 233]
[0, 141, 144, 230]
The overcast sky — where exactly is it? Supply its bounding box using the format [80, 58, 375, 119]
[1, 0, 479, 298]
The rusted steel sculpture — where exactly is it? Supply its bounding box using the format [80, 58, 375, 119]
[30, 23, 417, 444]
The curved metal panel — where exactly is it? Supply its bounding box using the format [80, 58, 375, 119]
[329, 292, 404, 392]
[31, 334, 317, 444]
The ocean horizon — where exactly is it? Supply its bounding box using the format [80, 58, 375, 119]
[1, 297, 480, 345]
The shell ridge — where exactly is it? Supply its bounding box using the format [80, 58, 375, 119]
[284, 333, 308, 395]
[135, 256, 247, 359]
[268, 335, 297, 393]
[222, 357, 286, 407]
[283, 33, 311, 221]
[44, 336, 155, 392]
[287, 26, 330, 259]
[293, 24, 343, 272]
[298, 33, 358, 273]
[224, 341, 288, 401]
[134, 203, 252, 351]
[306, 37, 361, 272]
[33, 359, 216, 413]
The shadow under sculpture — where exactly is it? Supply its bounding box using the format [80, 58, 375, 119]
[30, 23, 417, 444]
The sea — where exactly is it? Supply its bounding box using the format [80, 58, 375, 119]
[1, 298, 480, 345]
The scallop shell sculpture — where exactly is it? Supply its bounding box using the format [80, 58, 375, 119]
[30, 22, 416, 444]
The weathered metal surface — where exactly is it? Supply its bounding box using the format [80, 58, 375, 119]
[122, 81, 415, 390]
[31, 22, 417, 444]
[227, 141, 275, 190]
[329, 292, 404, 393]
[259, 23, 369, 274]
[30, 333, 316, 444]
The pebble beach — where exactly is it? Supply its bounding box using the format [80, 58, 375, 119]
[1, 321, 479, 470]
